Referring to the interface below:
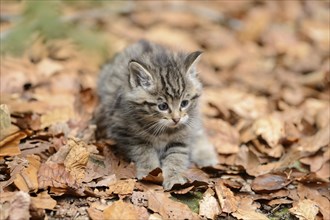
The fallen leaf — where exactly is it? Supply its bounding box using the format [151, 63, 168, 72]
[183, 167, 210, 184]
[205, 118, 240, 154]
[0, 131, 26, 157]
[199, 188, 221, 219]
[147, 190, 199, 219]
[1, 156, 28, 190]
[148, 213, 163, 220]
[38, 161, 78, 189]
[268, 198, 293, 206]
[297, 183, 330, 219]
[289, 199, 319, 220]
[204, 88, 269, 120]
[31, 191, 57, 210]
[215, 180, 239, 213]
[297, 123, 330, 154]
[0, 104, 11, 131]
[232, 196, 268, 220]
[14, 154, 41, 192]
[37, 58, 63, 77]
[142, 167, 163, 185]
[103, 200, 138, 220]
[103, 146, 136, 179]
[40, 107, 74, 129]
[85, 174, 117, 187]
[63, 137, 90, 181]
[0, 191, 31, 220]
[252, 113, 285, 147]
[87, 207, 104, 220]
[238, 7, 271, 42]
[107, 179, 135, 195]
[251, 173, 290, 192]
[131, 191, 149, 207]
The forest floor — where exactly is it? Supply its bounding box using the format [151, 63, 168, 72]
[0, 1, 329, 220]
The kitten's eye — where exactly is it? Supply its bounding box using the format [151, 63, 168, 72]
[158, 102, 169, 111]
[181, 100, 189, 108]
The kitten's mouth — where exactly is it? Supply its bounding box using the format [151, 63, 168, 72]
[167, 122, 184, 129]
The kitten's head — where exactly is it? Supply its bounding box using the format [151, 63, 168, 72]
[126, 47, 202, 134]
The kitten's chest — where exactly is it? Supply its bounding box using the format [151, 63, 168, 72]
[150, 132, 189, 152]
[152, 137, 169, 151]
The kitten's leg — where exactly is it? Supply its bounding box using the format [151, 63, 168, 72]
[129, 146, 160, 179]
[191, 131, 218, 167]
[161, 143, 190, 190]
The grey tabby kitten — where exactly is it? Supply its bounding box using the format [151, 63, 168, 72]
[95, 40, 218, 189]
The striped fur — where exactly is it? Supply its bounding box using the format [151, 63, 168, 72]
[95, 40, 218, 189]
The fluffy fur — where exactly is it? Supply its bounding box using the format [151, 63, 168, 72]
[95, 40, 218, 189]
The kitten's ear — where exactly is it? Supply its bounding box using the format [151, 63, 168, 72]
[128, 61, 154, 90]
[185, 51, 202, 76]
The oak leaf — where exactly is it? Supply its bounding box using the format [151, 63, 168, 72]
[31, 191, 57, 210]
[147, 190, 199, 219]
[289, 199, 319, 220]
[199, 188, 221, 219]
[14, 154, 41, 192]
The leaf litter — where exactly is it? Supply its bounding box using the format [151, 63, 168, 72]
[0, 1, 329, 219]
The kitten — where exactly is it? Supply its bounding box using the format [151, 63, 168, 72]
[95, 40, 218, 189]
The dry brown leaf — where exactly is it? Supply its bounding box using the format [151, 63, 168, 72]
[239, 7, 271, 42]
[206, 45, 242, 69]
[297, 184, 330, 219]
[38, 161, 78, 189]
[215, 180, 239, 213]
[14, 154, 41, 192]
[148, 213, 163, 220]
[184, 167, 210, 184]
[268, 198, 293, 206]
[40, 107, 74, 130]
[171, 185, 195, 195]
[63, 137, 90, 181]
[36, 58, 63, 77]
[87, 207, 104, 220]
[232, 197, 268, 220]
[204, 87, 269, 120]
[19, 139, 53, 158]
[301, 98, 329, 126]
[107, 179, 135, 195]
[146, 24, 199, 51]
[31, 191, 57, 210]
[147, 190, 199, 220]
[0, 104, 11, 131]
[103, 146, 136, 179]
[0, 131, 26, 157]
[131, 191, 149, 207]
[251, 173, 290, 192]
[199, 188, 221, 219]
[142, 167, 163, 185]
[205, 118, 240, 154]
[235, 145, 262, 176]
[316, 160, 330, 180]
[0, 191, 31, 220]
[289, 199, 319, 220]
[300, 150, 326, 173]
[1, 157, 28, 190]
[252, 139, 284, 158]
[103, 200, 138, 220]
[252, 113, 285, 147]
[297, 123, 329, 154]
[85, 174, 117, 188]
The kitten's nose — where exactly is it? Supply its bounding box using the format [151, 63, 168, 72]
[172, 118, 180, 124]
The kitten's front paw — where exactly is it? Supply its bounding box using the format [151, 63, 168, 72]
[136, 168, 151, 179]
[163, 174, 187, 190]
